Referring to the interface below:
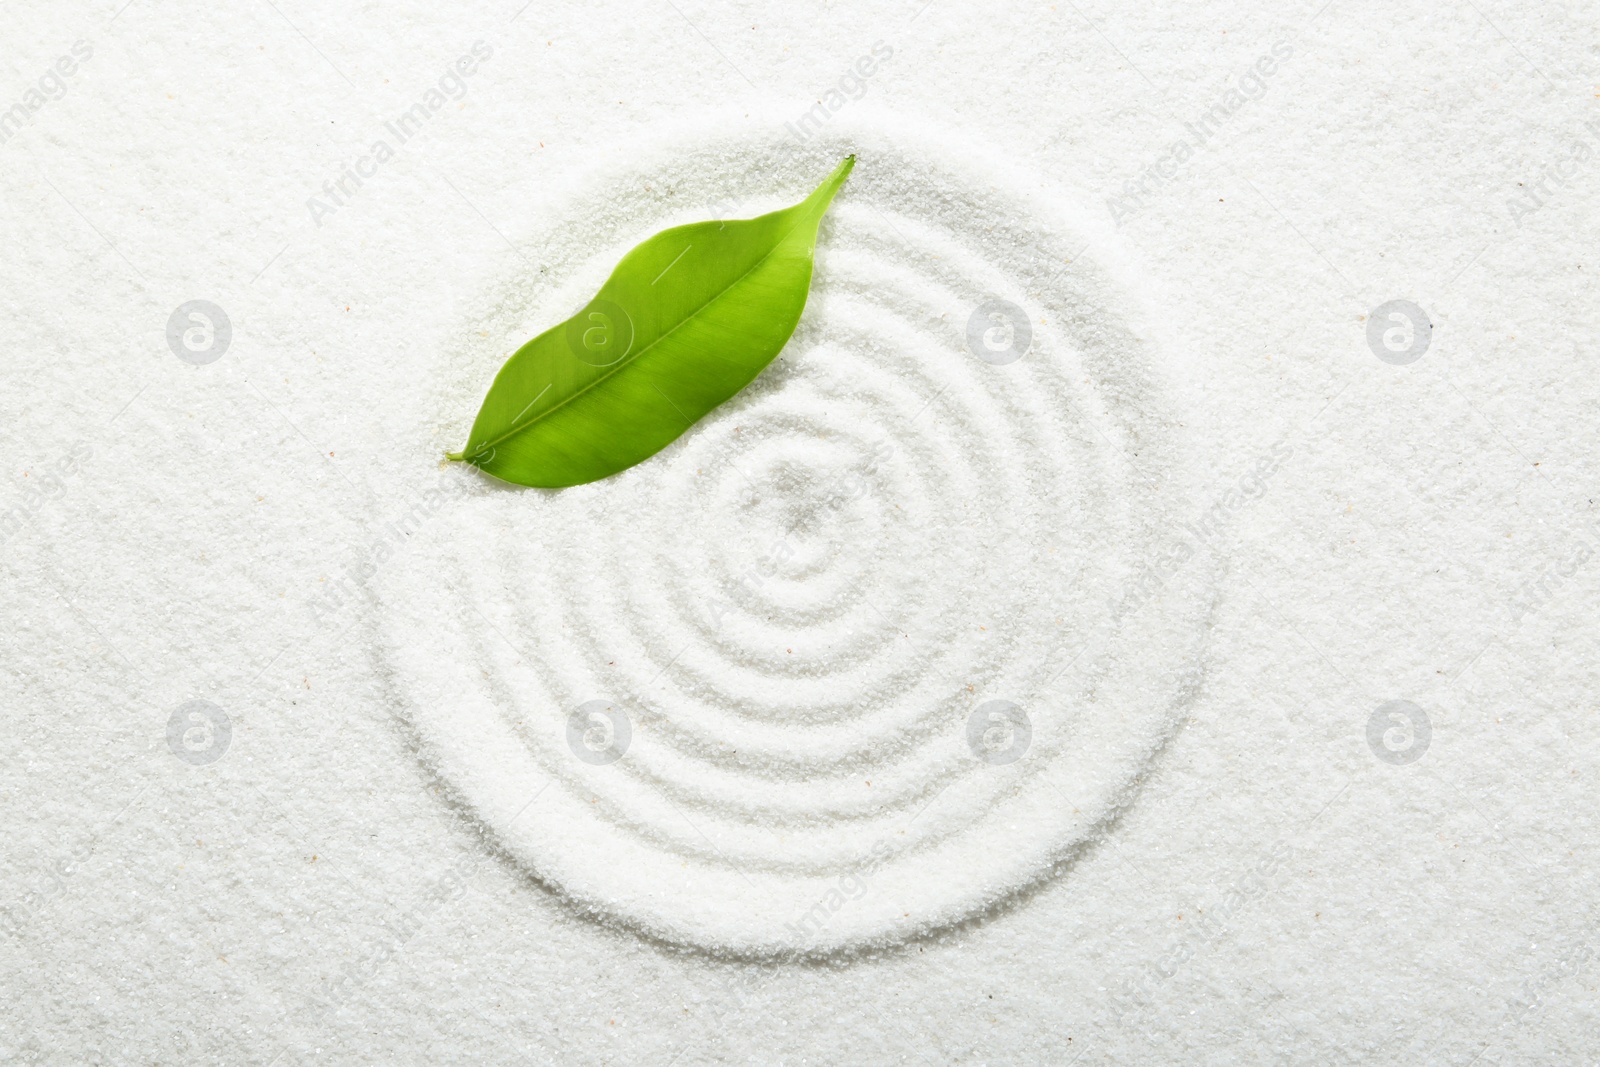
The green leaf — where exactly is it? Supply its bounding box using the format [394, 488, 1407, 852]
[447, 155, 855, 488]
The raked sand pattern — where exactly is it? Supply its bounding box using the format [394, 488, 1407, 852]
[374, 115, 1217, 957]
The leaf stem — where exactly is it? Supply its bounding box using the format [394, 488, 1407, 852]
[444, 451, 465, 461]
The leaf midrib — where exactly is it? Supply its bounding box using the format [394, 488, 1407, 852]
[469, 205, 821, 460]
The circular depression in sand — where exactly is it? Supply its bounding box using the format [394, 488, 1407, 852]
[375, 114, 1215, 956]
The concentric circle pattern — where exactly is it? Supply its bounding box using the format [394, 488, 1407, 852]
[376, 117, 1215, 956]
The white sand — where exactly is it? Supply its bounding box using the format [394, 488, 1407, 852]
[2, 1, 1597, 1063]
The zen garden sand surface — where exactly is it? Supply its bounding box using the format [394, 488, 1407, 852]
[2, 2, 1598, 1064]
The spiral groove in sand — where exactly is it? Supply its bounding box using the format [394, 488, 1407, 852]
[376, 119, 1214, 955]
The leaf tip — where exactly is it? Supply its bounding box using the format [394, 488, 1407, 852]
[811, 155, 855, 208]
